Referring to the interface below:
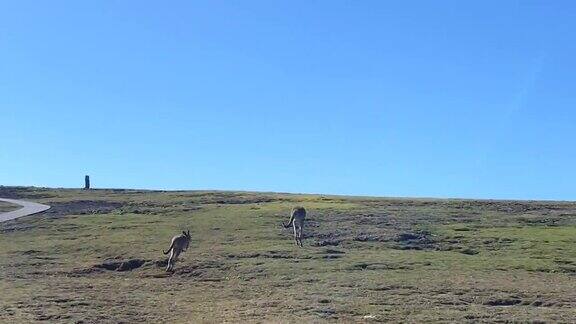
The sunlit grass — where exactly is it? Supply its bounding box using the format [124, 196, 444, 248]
[1, 187, 575, 322]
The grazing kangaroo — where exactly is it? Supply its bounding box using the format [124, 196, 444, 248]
[163, 230, 191, 272]
[283, 207, 307, 247]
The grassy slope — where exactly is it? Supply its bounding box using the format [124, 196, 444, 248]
[0, 187, 575, 322]
[0, 201, 19, 213]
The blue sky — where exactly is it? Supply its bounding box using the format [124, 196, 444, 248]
[1, 1, 575, 200]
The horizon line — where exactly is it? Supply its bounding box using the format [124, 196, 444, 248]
[1, 184, 574, 203]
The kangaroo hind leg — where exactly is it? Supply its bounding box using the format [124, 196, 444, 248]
[292, 222, 299, 246]
[166, 250, 175, 272]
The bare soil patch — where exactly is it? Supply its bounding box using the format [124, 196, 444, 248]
[93, 258, 149, 271]
[43, 200, 124, 217]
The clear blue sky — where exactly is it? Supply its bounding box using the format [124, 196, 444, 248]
[1, 1, 575, 200]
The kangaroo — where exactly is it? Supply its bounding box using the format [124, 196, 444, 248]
[163, 230, 191, 272]
[283, 207, 307, 247]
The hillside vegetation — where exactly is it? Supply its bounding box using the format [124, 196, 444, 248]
[0, 186, 575, 322]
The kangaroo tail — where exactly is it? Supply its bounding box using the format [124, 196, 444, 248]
[163, 240, 175, 254]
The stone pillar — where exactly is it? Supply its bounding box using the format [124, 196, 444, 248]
[84, 175, 90, 190]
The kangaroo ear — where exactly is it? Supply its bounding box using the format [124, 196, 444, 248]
[187, 230, 190, 236]
[182, 231, 187, 236]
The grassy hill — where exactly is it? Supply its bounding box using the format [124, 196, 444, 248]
[1, 186, 575, 322]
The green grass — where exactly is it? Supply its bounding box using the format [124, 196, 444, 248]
[1, 187, 575, 322]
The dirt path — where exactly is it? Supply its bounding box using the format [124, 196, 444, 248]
[0, 198, 51, 222]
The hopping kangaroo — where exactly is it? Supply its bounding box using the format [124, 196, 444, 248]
[283, 207, 307, 247]
[163, 230, 191, 272]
